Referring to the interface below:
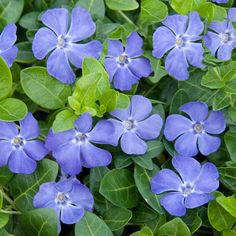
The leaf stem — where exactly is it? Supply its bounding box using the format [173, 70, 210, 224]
[118, 10, 137, 27]
[1, 189, 14, 206]
[0, 210, 21, 215]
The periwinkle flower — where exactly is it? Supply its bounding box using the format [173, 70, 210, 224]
[152, 12, 204, 81]
[33, 177, 93, 226]
[212, 0, 228, 3]
[46, 113, 115, 175]
[32, 7, 103, 84]
[105, 32, 152, 91]
[0, 113, 48, 174]
[108, 95, 163, 155]
[164, 101, 226, 156]
[0, 24, 18, 67]
[151, 156, 219, 216]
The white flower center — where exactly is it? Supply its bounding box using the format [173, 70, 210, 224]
[175, 36, 184, 48]
[123, 120, 136, 131]
[12, 137, 24, 148]
[194, 123, 204, 134]
[57, 35, 66, 49]
[117, 54, 129, 66]
[55, 192, 69, 205]
[220, 32, 230, 44]
[182, 184, 194, 197]
[72, 132, 88, 144]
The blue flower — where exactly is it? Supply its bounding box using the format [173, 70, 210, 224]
[0, 24, 18, 67]
[32, 7, 103, 84]
[0, 113, 48, 174]
[46, 113, 115, 175]
[152, 12, 204, 80]
[33, 177, 93, 227]
[151, 156, 219, 216]
[108, 95, 163, 154]
[164, 101, 226, 156]
[105, 32, 152, 91]
[212, 0, 228, 3]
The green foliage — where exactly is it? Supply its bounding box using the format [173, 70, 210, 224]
[105, 0, 139, 11]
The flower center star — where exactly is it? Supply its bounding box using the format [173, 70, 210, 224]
[193, 123, 204, 134]
[182, 184, 194, 197]
[73, 132, 88, 144]
[123, 120, 135, 131]
[220, 32, 230, 44]
[12, 137, 24, 148]
[56, 192, 68, 205]
[117, 54, 129, 66]
[57, 35, 66, 49]
[175, 36, 184, 48]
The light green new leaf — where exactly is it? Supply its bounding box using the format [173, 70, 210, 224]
[105, 0, 139, 11]
[0, 214, 9, 229]
[130, 226, 153, 236]
[217, 196, 236, 218]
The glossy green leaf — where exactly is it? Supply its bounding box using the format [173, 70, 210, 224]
[219, 167, 236, 192]
[0, 214, 9, 229]
[224, 131, 236, 161]
[217, 196, 236, 218]
[19, 11, 41, 30]
[0, 166, 13, 185]
[15, 42, 36, 64]
[105, 0, 139, 11]
[130, 226, 153, 236]
[170, 89, 189, 114]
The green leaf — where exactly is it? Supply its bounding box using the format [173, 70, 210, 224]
[0, 214, 9, 229]
[0, 166, 13, 185]
[213, 92, 231, 110]
[134, 164, 164, 214]
[19, 11, 41, 30]
[170, 89, 189, 114]
[216, 196, 236, 218]
[208, 199, 235, 231]
[0, 56, 12, 100]
[219, 167, 236, 192]
[139, 0, 168, 26]
[0, 98, 27, 121]
[114, 153, 133, 169]
[103, 206, 132, 231]
[52, 109, 77, 133]
[9, 159, 58, 212]
[115, 92, 130, 109]
[76, 0, 105, 20]
[224, 131, 236, 161]
[105, 0, 139, 11]
[170, 0, 204, 15]
[0, 0, 24, 29]
[19, 208, 58, 236]
[147, 59, 167, 84]
[157, 218, 191, 236]
[223, 225, 236, 236]
[21, 67, 72, 110]
[15, 42, 36, 64]
[100, 169, 140, 208]
[130, 226, 153, 236]
[75, 212, 113, 236]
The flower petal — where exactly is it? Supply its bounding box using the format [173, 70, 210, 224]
[19, 113, 40, 139]
[81, 142, 112, 168]
[128, 58, 152, 78]
[194, 162, 219, 193]
[53, 143, 82, 175]
[151, 169, 183, 194]
[120, 131, 147, 155]
[163, 14, 188, 35]
[228, 8, 236, 22]
[61, 205, 84, 224]
[41, 8, 69, 36]
[204, 32, 221, 57]
[47, 48, 75, 84]
[0, 121, 18, 139]
[66, 41, 103, 68]
[0, 46, 18, 67]
[172, 156, 201, 183]
[184, 43, 204, 68]
[160, 192, 186, 216]
[175, 132, 198, 156]
[209, 21, 228, 34]
[185, 12, 203, 38]
[32, 27, 57, 60]
[136, 114, 163, 140]
[198, 133, 221, 156]
[107, 40, 123, 57]
[0, 24, 17, 51]
[152, 26, 176, 58]
[23, 140, 48, 161]
[164, 114, 192, 141]
[0, 140, 12, 166]
[105, 57, 118, 82]
[180, 101, 208, 122]
[110, 106, 131, 121]
[107, 119, 124, 146]
[67, 6, 96, 42]
[74, 113, 92, 133]
[125, 32, 143, 57]
[204, 111, 226, 134]
[217, 44, 234, 61]
[185, 193, 214, 209]
[165, 48, 189, 81]
[130, 95, 152, 121]
[8, 149, 36, 174]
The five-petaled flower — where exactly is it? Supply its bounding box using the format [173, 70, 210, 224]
[33, 177, 93, 228]
[105, 32, 152, 91]
[152, 12, 204, 81]
[0, 24, 18, 67]
[108, 95, 163, 155]
[46, 113, 115, 175]
[212, 0, 228, 3]
[204, 9, 236, 61]
[32, 7, 103, 84]
[151, 156, 219, 216]
[0, 113, 48, 174]
[164, 101, 226, 156]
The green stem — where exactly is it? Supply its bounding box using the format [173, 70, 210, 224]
[144, 83, 159, 97]
[0, 210, 21, 215]
[1, 189, 14, 206]
[118, 10, 137, 27]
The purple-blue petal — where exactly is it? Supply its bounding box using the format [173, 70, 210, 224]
[107, 40, 123, 57]
[107, 119, 124, 146]
[74, 113, 92, 133]
[61, 205, 84, 224]
[175, 132, 198, 156]
[204, 32, 221, 57]
[152, 26, 175, 58]
[184, 43, 204, 68]
[185, 193, 214, 209]
[19, 113, 40, 140]
[160, 192, 186, 216]
[41, 8, 69, 36]
[217, 44, 234, 61]
[151, 169, 183, 194]
[47, 48, 75, 84]
[105, 57, 118, 82]
[81, 142, 112, 168]
[125, 32, 143, 57]
[164, 114, 192, 141]
[128, 58, 152, 78]
[66, 41, 103, 68]
[185, 12, 203, 38]
[228, 8, 236, 22]
[198, 133, 221, 155]
[32, 27, 57, 60]
[0, 140, 12, 166]
[165, 48, 189, 81]
[136, 114, 163, 140]
[120, 131, 147, 155]
[67, 6, 96, 42]
[180, 101, 209, 122]
[204, 111, 225, 134]
[0, 46, 18, 67]
[209, 21, 228, 34]
[0, 121, 18, 139]
[0, 24, 17, 51]
[110, 106, 131, 121]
